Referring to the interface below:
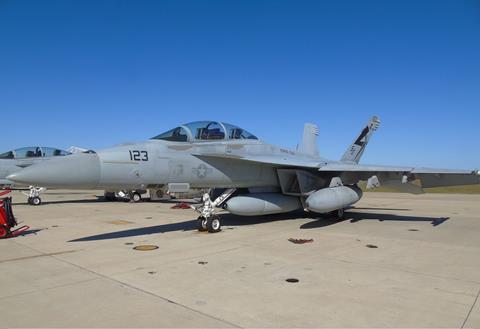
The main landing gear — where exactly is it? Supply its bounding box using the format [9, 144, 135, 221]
[305, 207, 346, 221]
[330, 208, 345, 220]
[193, 189, 236, 233]
[115, 190, 144, 203]
[104, 191, 117, 202]
[130, 191, 142, 203]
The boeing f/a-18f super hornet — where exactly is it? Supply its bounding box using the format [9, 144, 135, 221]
[7, 118, 480, 232]
[0, 146, 72, 205]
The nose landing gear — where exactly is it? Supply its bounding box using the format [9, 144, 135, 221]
[28, 196, 42, 206]
[206, 215, 221, 233]
[193, 189, 236, 233]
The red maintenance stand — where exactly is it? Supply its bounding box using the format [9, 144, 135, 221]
[0, 190, 30, 239]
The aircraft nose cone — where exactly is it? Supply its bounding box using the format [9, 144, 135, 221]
[7, 153, 101, 188]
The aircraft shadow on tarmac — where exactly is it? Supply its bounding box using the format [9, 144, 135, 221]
[69, 210, 448, 242]
[300, 212, 449, 229]
[352, 207, 412, 211]
[69, 220, 198, 242]
[69, 212, 307, 242]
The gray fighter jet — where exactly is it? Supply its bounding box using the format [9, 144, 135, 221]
[0, 146, 71, 205]
[7, 118, 480, 232]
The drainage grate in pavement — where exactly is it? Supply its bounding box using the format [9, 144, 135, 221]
[133, 245, 159, 251]
[285, 278, 299, 283]
[288, 238, 314, 244]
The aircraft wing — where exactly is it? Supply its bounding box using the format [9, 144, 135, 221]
[194, 153, 480, 189]
[318, 163, 480, 188]
[0, 179, 13, 187]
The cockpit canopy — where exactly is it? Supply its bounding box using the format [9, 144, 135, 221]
[0, 147, 71, 159]
[152, 121, 258, 142]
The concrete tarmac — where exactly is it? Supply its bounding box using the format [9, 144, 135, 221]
[0, 190, 479, 328]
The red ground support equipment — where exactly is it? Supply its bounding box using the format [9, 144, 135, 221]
[0, 194, 30, 239]
[171, 202, 192, 209]
[0, 189, 12, 197]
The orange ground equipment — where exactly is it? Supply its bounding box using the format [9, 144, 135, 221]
[0, 191, 29, 239]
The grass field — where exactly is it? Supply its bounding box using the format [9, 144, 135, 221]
[358, 182, 480, 194]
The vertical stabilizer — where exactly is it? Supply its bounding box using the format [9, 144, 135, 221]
[297, 123, 319, 157]
[341, 116, 380, 163]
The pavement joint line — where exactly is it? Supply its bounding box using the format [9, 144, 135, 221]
[0, 249, 79, 264]
[49, 254, 243, 329]
[328, 256, 480, 285]
[9, 221, 479, 286]
[0, 277, 99, 301]
[122, 234, 480, 287]
[10, 240, 242, 328]
[461, 286, 480, 328]
[234, 236, 480, 286]
[229, 233, 480, 286]
[104, 245, 250, 277]
[115, 237, 480, 295]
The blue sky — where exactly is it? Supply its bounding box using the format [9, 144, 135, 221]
[1, 0, 479, 168]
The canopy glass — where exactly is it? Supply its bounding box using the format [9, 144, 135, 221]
[0, 147, 71, 159]
[152, 121, 257, 142]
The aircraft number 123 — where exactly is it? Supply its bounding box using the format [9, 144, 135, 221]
[129, 150, 148, 161]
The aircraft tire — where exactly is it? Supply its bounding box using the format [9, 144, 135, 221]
[206, 215, 221, 233]
[131, 193, 142, 203]
[104, 192, 117, 202]
[27, 197, 32, 205]
[197, 216, 207, 232]
[31, 197, 42, 206]
[332, 208, 345, 220]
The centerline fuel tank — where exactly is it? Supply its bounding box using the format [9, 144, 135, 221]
[225, 193, 302, 216]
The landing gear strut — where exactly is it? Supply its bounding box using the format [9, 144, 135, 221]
[117, 190, 143, 203]
[104, 191, 117, 202]
[24, 186, 46, 206]
[192, 189, 236, 233]
[331, 208, 345, 220]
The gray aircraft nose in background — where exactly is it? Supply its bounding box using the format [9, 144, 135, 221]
[7, 152, 101, 189]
